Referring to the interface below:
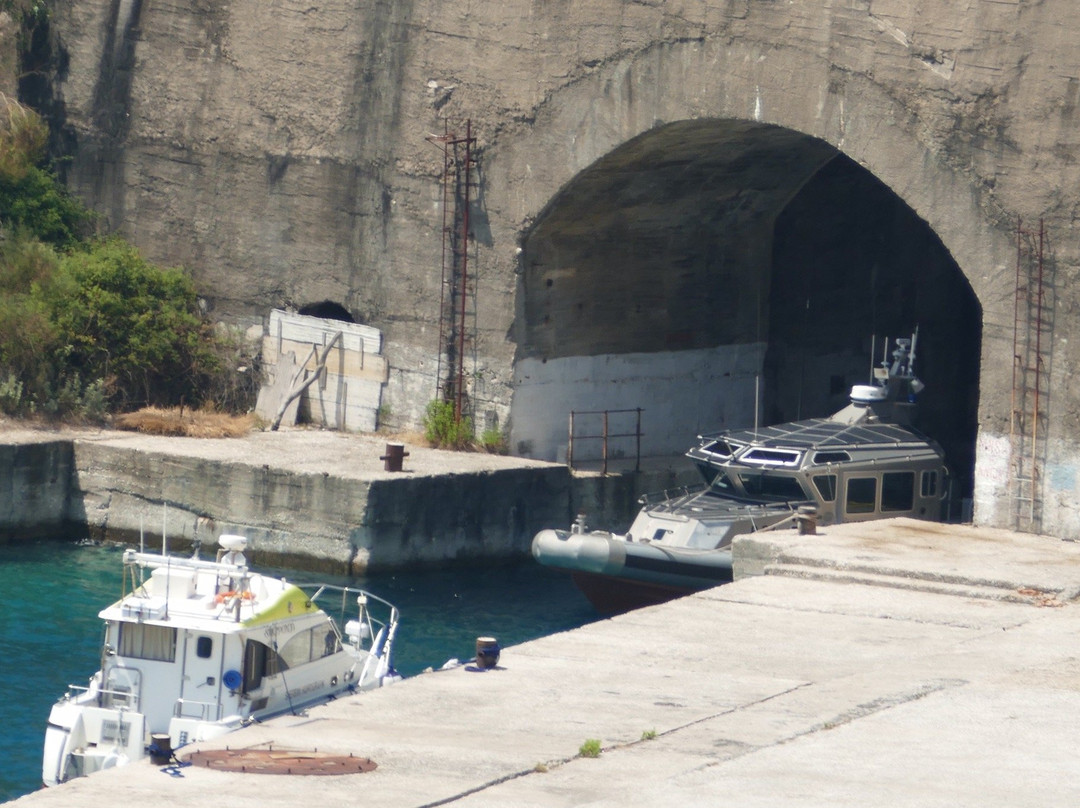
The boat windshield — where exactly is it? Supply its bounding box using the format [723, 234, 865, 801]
[737, 472, 810, 503]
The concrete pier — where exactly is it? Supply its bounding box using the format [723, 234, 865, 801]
[0, 427, 696, 570]
[11, 517, 1080, 807]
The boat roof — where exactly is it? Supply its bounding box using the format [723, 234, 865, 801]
[98, 552, 324, 635]
[704, 416, 936, 453]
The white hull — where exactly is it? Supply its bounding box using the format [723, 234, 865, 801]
[43, 537, 399, 788]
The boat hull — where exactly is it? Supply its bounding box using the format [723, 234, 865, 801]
[532, 528, 732, 614]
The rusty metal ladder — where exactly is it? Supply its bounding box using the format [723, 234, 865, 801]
[1010, 217, 1053, 533]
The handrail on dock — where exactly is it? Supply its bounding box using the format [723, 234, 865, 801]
[567, 408, 643, 475]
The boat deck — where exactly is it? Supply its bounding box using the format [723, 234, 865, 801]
[17, 517, 1080, 807]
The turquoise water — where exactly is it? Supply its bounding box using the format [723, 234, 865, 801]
[0, 539, 595, 803]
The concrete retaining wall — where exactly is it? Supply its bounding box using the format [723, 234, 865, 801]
[3, 436, 691, 572]
[0, 441, 80, 542]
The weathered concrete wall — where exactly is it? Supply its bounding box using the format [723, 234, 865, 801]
[512, 342, 765, 461]
[41, 1, 1080, 537]
[0, 441, 80, 541]
[72, 441, 577, 572]
[0, 434, 691, 567]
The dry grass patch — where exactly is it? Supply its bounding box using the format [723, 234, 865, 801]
[115, 407, 254, 438]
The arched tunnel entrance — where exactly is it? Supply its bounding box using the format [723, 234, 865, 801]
[510, 119, 981, 500]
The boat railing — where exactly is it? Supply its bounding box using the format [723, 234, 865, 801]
[173, 698, 223, 722]
[62, 683, 141, 712]
[643, 488, 814, 523]
[638, 483, 709, 507]
[567, 408, 643, 475]
[305, 584, 400, 656]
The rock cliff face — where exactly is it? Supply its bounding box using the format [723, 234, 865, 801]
[37, 1, 1080, 537]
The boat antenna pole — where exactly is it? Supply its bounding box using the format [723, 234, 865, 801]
[869, 335, 876, 384]
[754, 374, 760, 436]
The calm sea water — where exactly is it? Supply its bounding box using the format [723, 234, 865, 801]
[0, 539, 596, 803]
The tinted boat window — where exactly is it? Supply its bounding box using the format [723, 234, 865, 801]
[743, 449, 801, 466]
[711, 472, 737, 494]
[703, 439, 736, 457]
[846, 477, 877, 514]
[813, 451, 850, 465]
[812, 475, 837, 502]
[881, 471, 915, 512]
[921, 470, 939, 497]
[739, 473, 808, 501]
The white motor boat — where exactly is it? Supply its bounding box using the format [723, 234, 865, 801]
[42, 534, 400, 787]
[534, 331, 951, 614]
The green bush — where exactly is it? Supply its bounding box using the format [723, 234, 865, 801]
[0, 97, 253, 420]
[47, 238, 212, 408]
[423, 398, 474, 449]
[0, 98, 92, 247]
[0, 166, 92, 247]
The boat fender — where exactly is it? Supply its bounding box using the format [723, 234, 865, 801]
[223, 669, 243, 690]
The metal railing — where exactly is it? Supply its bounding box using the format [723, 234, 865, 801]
[174, 697, 223, 721]
[567, 408, 643, 474]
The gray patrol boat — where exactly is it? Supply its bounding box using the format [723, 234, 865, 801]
[532, 332, 950, 614]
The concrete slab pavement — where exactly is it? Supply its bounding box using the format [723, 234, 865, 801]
[11, 519, 1080, 807]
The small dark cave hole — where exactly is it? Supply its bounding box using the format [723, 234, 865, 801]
[298, 301, 356, 323]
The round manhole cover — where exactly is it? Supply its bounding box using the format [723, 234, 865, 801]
[183, 748, 377, 775]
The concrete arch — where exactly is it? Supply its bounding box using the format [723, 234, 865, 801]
[490, 37, 997, 507]
[491, 37, 1009, 304]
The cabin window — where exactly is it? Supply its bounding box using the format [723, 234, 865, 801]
[881, 472, 915, 512]
[196, 636, 213, 659]
[812, 475, 837, 502]
[710, 472, 737, 494]
[846, 477, 877, 514]
[921, 470, 939, 497]
[743, 448, 801, 466]
[118, 623, 177, 662]
[702, 439, 736, 458]
[279, 623, 342, 669]
[739, 473, 808, 501]
[813, 451, 850, 465]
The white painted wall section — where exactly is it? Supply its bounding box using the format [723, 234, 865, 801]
[509, 342, 767, 462]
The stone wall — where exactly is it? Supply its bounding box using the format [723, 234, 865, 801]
[39, 1, 1080, 536]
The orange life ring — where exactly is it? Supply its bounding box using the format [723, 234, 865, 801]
[213, 590, 254, 604]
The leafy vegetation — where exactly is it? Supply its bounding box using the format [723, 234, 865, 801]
[0, 96, 254, 422]
[578, 739, 602, 759]
[423, 398, 474, 449]
[479, 425, 507, 454]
